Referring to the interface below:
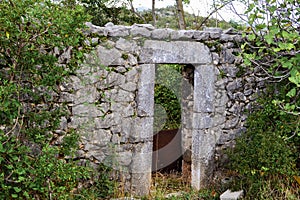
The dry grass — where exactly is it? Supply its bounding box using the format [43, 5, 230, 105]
[150, 171, 189, 199]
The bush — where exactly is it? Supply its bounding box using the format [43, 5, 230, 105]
[154, 64, 182, 130]
[0, 0, 115, 199]
[228, 88, 300, 199]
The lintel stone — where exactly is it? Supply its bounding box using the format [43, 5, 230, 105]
[139, 40, 211, 64]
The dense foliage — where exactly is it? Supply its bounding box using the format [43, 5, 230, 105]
[228, 90, 300, 198]
[242, 0, 300, 115]
[80, 0, 145, 26]
[154, 64, 182, 131]
[0, 0, 115, 199]
[227, 0, 300, 198]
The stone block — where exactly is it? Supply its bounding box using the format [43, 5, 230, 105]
[130, 25, 152, 37]
[170, 30, 195, 40]
[116, 151, 133, 166]
[221, 49, 236, 64]
[72, 104, 103, 117]
[194, 65, 215, 113]
[85, 129, 111, 145]
[130, 142, 152, 196]
[193, 31, 209, 41]
[131, 117, 154, 141]
[192, 130, 216, 161]
[96, 46, 125, 66]
[120, 82, 137, 92]
[107, 25, 130, 37]
[116, 38, 138, 53]
[192, 113, 213, 129]
[151, 28, 172, 39]
[140, 40, 211, 64]
[126, 67, 139, 83]
[191, 158, 214, 190]
[74, 86, 99, 105]
[103, 71, 125, 87]
[137, 64, 155, 117]
[220, 189, 243, 200]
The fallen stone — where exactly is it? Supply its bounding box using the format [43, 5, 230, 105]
[220, 189, 243, 200]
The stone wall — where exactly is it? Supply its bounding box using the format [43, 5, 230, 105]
[58, 22, 264, 196]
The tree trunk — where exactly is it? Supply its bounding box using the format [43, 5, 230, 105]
[176, 0, 186, 29]
[152, 0, 156, 27]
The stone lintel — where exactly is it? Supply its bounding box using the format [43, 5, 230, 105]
[139, 40, 211, 64]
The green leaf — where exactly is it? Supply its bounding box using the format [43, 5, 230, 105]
[13, 187, 22, 193]
[264, 34, 273, 44]
[0, 143, 4, 153]
[286, 88, 296, 98]
[248, 34, 256, 41]
[7, 165, 14, 170]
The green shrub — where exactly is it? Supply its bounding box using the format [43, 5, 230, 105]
[0, 0, 115, 199]
[154, 64, 182, 130]
[227, 90, 300, 199]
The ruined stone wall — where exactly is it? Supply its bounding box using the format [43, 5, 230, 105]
[57, 23, 264, 196]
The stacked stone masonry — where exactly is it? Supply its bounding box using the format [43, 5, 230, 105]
[57, 23, 265, 196]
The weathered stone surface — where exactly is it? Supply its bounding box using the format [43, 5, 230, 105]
[192, 130, 216, 161]
[96, 46, 124, 66]
[137, 64, 155, 117]
[193, 31, 209, 41]
[151, 28, 172, 39]
[220, 189, 244, 200]
[140, 40, 211, 64]
[221, 49, 236, 64]
[130, 142, 152, 196]
[120, 82, 137, 92]
[226, 79, 243, 91]
[112, 89, 135, 102]
[111, 102, 135, 117]
[220, 34, 235, 42]
[194, 65, 215, 113]
[69, 116, 92, 129]
[107, 25, 130, 37]
[126, 68, 139, 83]
[130, 24, 153, 37]
[57, 23, 263, 196]
[105, 72, 126, 88]
[191, 129, 216, 189]
[193, 113, 213, 129]
[85, 129, 111, 145]
[203, 27, 223, 33]
[131, 117, 154, 141]
[74, 86, 99, 104]
[116, 151, 133, 166]
[219, 65, 239, 78]
[210, 31, 221, 39]
[116, 38, 138, 53]
[224, 117, 240, 129]
[170, 30, 195, 40]
[212, 52, 220, 65]
[94, 113, 120, 129]
[73, 104, 103, 117]
[215, 90, 229, 107]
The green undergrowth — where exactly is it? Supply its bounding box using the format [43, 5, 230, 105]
[0, 0, 116, 199]
[226, 86, 300, 199]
